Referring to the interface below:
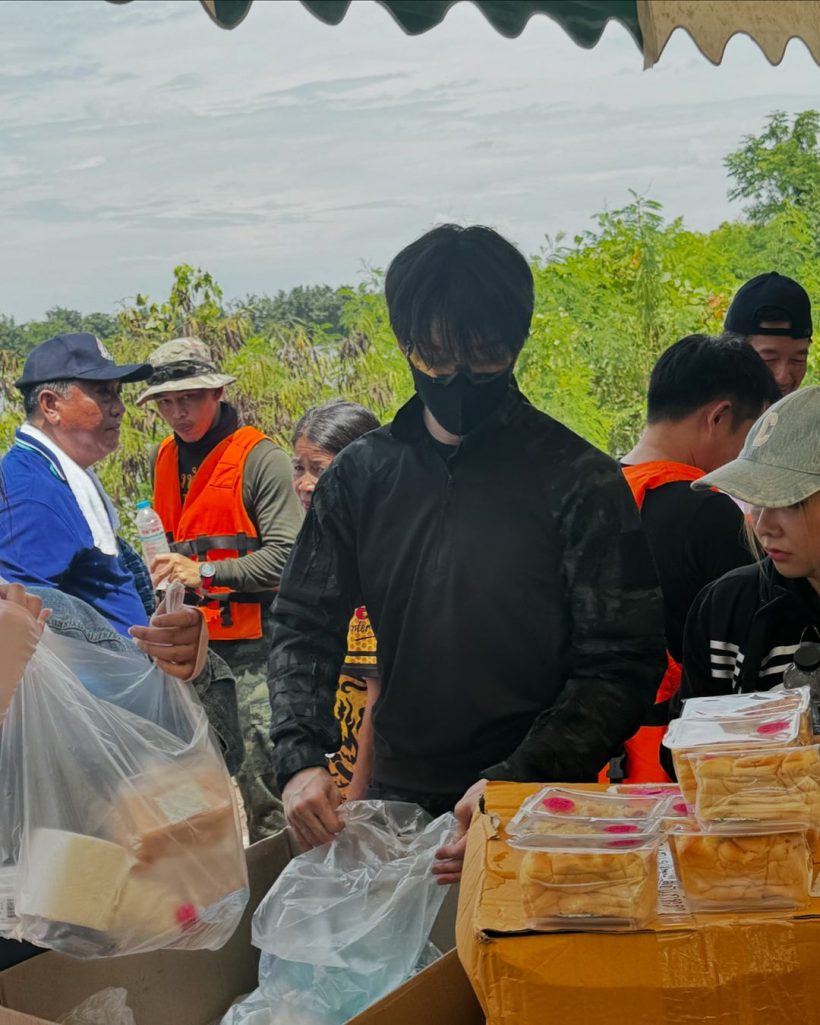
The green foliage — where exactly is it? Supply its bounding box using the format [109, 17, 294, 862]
[2, 109, 819, 528]
[242, 285, 347, 337]
[0, 306, 119, 357]
[725, 110, 820, 226]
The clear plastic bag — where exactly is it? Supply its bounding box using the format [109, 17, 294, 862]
[57, 988, 136, 1025]
[0, 618, 249, 957]
[222, 802, 454, 1025]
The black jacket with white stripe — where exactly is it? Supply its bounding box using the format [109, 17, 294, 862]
[676, 559, 820, 709]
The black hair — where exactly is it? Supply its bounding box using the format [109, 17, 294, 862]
[647, 333, 781, 427]
[291, 399, 380, 455]
[21, 380, 73, 419]
[384, 223, 534, 367]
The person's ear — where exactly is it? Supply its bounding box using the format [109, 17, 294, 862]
[706, 399, 732, 432]
[37, 387, 67, 426]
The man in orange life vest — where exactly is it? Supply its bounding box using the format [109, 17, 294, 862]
[137, 339, 303, 840]
[613, 333, 781, 783]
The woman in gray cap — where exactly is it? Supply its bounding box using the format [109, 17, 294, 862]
[674, 386, 820, 708]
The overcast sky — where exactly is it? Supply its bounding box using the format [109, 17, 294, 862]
[1, 0, 817, 320]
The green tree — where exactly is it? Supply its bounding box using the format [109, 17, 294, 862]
[725, 109, 820, 225]
[243, 285, 347, 337]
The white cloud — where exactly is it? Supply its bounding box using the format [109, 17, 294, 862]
[0, 0, 817, 318]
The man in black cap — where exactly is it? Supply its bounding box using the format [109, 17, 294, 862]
[0, 334, 204, 672]
[724, 272, 813, 397]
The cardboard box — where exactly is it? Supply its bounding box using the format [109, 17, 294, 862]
[0, 832, 484, 1025]
[457, 781, 820, 1025]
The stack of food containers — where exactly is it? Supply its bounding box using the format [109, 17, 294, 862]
[507, 787, 674, 931]
[662, 686, 817, 913]
[505, 687, 818, 931]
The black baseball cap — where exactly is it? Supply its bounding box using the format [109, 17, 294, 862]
[724, 272, 812, 339]
[15, 333, 152, 389]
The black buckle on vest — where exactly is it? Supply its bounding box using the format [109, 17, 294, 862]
[172, 532, 261, 559]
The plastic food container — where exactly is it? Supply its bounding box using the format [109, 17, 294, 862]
[508, 814, 664, 843]
[609, 783, 683, 798]
[507, 787, 666, 839]
[685, 744, 820, 830]
[681, 688, 812, 742]
[669, 826, 811, 912]
[662, 711, 805, 805]
[513, 834, 661, 931]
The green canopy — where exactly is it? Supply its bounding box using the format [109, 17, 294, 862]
[107, 0, 820, 68]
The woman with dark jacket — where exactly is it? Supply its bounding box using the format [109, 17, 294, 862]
[676, 386, 820, 710]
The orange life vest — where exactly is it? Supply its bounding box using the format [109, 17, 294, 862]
[153, 426, 269, 642]
[609, 461, 705, 784]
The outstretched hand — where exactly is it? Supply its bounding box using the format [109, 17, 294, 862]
[432, 779, 486, 886]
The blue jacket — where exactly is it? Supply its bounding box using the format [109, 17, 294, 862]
[0, 430, 148, 636]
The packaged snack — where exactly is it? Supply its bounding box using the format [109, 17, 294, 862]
[113, 758, 235, 863]
[669, 827, 811, 912]
[507, 786, 665, 838]
[681, 688, 812, 743]
[515, 835, 660, 931]
[662, 711, 805, 805]
[686, 744, 820, 830]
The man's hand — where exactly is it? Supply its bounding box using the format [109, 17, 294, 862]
[0, 583, 51, 720]
[150, 553, 203, 590]
[129, 605, 206, 680]
[283, 766, 344, 851]
[432, 779, 486, 886]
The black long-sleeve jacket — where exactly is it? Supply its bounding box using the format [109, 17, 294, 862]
[268, 389, 666, 799]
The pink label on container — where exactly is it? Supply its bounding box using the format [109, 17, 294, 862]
[542, 796, 576, 813]
[603, 823, 639, 834]
[672, 802, 688, 815]
[756, 720, 789, 735]
[606, 838, 641, 849]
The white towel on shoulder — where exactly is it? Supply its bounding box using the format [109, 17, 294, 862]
[19, 424, 119, 557]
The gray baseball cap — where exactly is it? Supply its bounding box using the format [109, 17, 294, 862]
[694, 386, 820, 507]
[136, 338, 236, 406]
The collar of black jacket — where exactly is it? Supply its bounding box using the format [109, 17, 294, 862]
[389, 383, 527, 444]
[758, 557, 820, 618]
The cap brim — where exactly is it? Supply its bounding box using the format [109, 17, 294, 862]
[14, 362, 153, 389]
[77, 363, 153, 383]
[136, 372, 236, 406]
[694, 456, 820, 508]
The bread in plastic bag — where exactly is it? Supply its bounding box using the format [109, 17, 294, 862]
[0, 618, 249, 957]
[221, 801, 454, 1025]
[57, 987, 136, 1025]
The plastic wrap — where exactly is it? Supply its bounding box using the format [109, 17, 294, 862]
[223, 802, 453, 1025]
[0, 613, 248, 957]
[57, 988, 136, 1025]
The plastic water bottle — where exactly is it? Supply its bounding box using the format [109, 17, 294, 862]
[135, 500, 171, 568]
[783, 641, 820, 734]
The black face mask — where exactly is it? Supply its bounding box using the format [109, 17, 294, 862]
[409, 363, 513, 436]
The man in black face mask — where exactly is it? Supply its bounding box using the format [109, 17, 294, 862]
[268, 224, 666, 881]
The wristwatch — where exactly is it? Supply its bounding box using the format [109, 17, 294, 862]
[200, 563, 217, 591]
